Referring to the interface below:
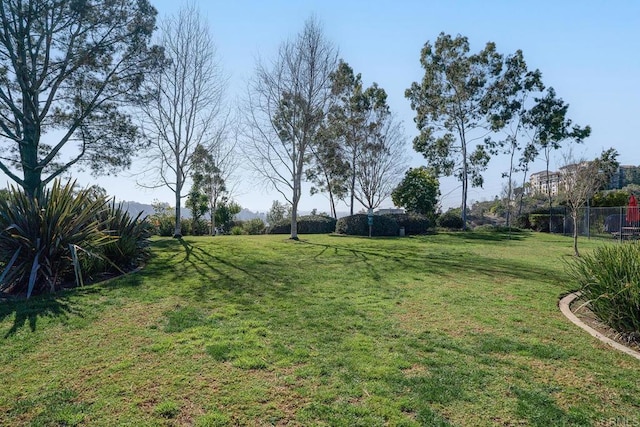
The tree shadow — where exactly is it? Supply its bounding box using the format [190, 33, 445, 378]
[440, 230, 531, 242]
[300, 237, 556, 285]
[0, 294, 76, 338]
[0, 263, 148, 338]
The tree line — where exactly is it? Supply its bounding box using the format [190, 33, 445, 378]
[0, 1, 602, 239]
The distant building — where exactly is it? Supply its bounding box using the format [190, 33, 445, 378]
[530, 162, 629, 196]
[529, 170, 562, 196]
[375, 208, 405, 215]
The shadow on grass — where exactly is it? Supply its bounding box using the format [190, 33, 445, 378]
[399, 328, 590, 424]
[436, 230, 531, 242]
[0, 294, 75, 338]
[300, 237, 556, 285]
[165, 238, 298, 301]
[0, 268, 146, 338]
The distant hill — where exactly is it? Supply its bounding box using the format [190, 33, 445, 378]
[119, 201, 266, 222]
[235, 208, 266, 222]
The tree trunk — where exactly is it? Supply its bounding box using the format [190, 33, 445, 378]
[545, 150, 553, 233]
[21, 127, 43, 198]
[572, 210, 580, 257]
[210, 199, 217, 235]
[174, 193, 182, 238]
[506, 145, 516, 227]
[461, 141, 468, 231]
[174, 169, 183, 238]
[23, 165, 43, 199]
[328, 189, 337, 219]
[349, 171, 356, 216]
[291, 170, 301, 240]
[517, 166, 529, 217]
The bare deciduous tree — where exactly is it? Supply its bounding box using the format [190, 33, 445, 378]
[191, 128, 239, 235]
[560, 148, 618, 256]
[244, 17, 337, 240]
[139, 3, 227, 237]
[354, 116, 407, 211]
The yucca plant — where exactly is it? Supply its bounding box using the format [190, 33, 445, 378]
[567, 242, 640, 335]
[97, 200, 152, 272]
[0, 180, 109, 298]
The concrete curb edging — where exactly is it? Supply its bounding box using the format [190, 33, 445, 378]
[559, 292, 640, 361]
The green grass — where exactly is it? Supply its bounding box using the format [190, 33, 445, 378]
[0, 231, 638, 426]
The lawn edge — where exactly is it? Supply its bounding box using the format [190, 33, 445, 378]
[559, 292, 640, 361]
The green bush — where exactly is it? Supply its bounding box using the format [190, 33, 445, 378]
[473, 224, 524, 233]
[94, 201, 152, 274]
[243, 218, 265, 235]
[151, 213, 175, 236]
[383, 213, 431, 235]
[514, 214, 531, 229]
[179, 218, 192, 236]
[567, 243, 640, 336]
[188, 218, 209, 236]
[267, 215, 337, 234]
[267, 220, 290, 234]
[528, 214, 564, 233]
[0, 181, 153, 298]
[437, 209, 464, 230]
[0, 180, 108, 297]
[230, 226, 246, 235]
[335, 214, 399, 236]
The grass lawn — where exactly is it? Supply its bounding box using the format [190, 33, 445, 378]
[0, 231, 638, 426]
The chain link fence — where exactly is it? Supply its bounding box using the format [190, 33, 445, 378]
[540, 206, 640, 242]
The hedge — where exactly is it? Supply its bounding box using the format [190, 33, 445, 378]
[382, 213, 432, 235]
[335, 214, 399, 236]
[437, 210, 464, 230]
[267, 215, 337, 234]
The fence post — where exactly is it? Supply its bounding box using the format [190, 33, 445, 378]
[619, 206, 623, 243]
[587, 202, 590, 240]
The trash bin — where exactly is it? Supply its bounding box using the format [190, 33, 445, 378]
[399, 227, 405, 237]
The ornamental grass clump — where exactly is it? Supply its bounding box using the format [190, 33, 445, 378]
[93, 200, 153, 273]
[568, 242, 640, 336]
[0, 180, 109, 298]
[0, 181, 152, 298]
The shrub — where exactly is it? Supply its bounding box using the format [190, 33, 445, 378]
[383, 213, 431, 235]
[179, 218, 192, 236]
[189, 218, 210, 236]
[267, 215, 337, 234]
[299, 215, 337, 234]
[267, 220, 290, 234]
[151, 213, 174, 236]
[0, 180, 108, 297]
[94, 201, 152, 274]
[473, 224, 524, 233]
[335, 214, 399, 236]
[437, 209, 464, 230]
[567, 243, 640, 336]
[230, 226, 246, 235]
[514, 213, 531, 229]
[243, 218, 265, 235]
[528, 214, 565, 233]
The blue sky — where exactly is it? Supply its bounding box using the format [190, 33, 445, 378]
[69, 1, 640, 212]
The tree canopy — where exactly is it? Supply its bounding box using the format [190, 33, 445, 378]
[0, 0, 162, 197]
[392, 167, 440, 218]
[405, 33, 504, 229]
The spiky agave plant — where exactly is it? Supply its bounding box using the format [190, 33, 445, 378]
[0, 180, 109, 298]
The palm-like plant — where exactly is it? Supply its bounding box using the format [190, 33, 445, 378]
[0, 180, 109, 297]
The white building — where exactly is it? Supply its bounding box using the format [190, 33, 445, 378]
[529, 170, 562, 196]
